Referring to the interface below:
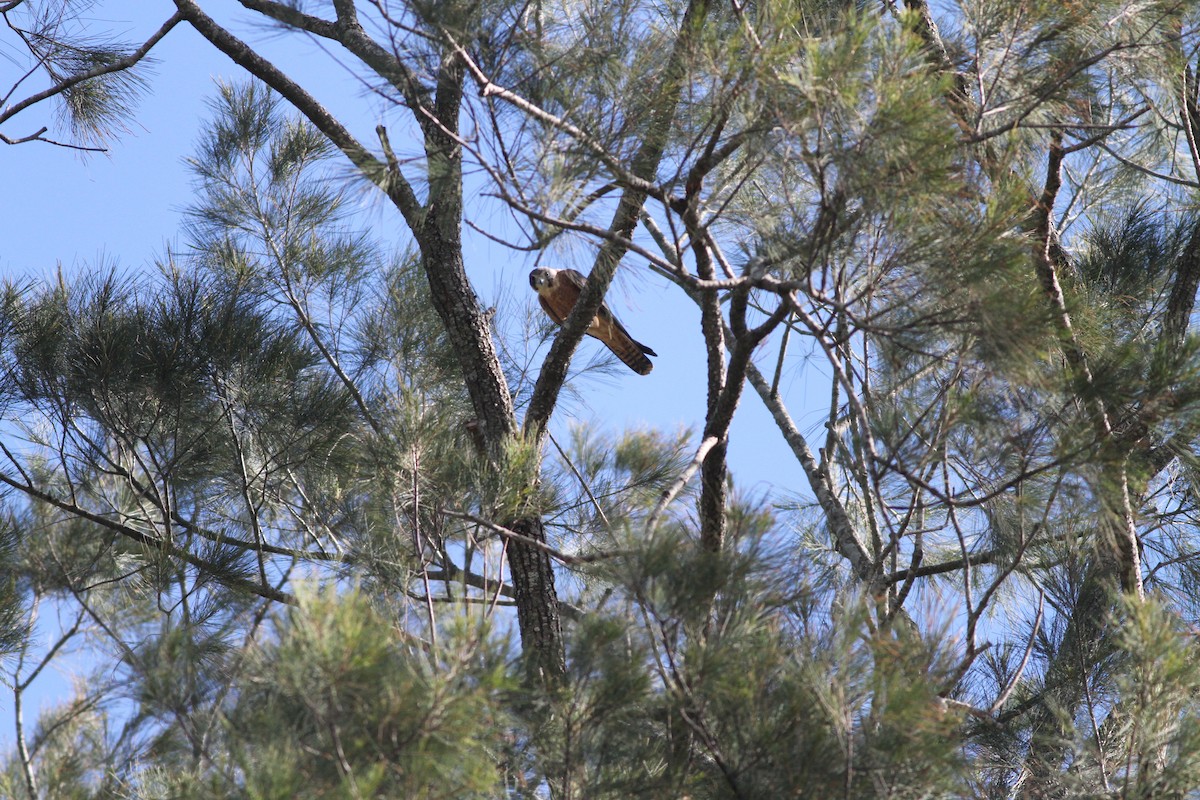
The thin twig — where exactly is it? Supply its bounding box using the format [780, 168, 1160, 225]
[547, 429, 611, 529]
[442, 509, 620, 566]
[990, 591, 1044, 714]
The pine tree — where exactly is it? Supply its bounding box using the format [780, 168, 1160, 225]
[10, 1, 1200, 798]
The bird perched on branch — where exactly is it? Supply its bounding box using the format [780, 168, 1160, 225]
[529, 267, 657, 375]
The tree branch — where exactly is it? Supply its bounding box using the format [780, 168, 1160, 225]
[744, 361, 872, 581]
[239, 0, 439, 137]
[174, 0, 425, 229]
[646, 435, 720, 534]
[0, 467, 296, 605]
[521, 0, 714, 443]
[0, 11, 183, 137]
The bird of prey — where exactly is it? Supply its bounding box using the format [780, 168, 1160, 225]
[529, 267, 657, 375]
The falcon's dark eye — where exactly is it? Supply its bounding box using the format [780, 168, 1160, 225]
[529, 272, 538, 288]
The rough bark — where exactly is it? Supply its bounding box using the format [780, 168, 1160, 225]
[416, 137, 563, 687]
[508, 517, 565, 682]
[410, 53, 564, 686]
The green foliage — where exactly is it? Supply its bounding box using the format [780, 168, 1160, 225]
[3, 0, 154, 147]
[0, 515, 29, 661]
[540, 525, 968, 798]
[9, 703, 114, 800]
[541, 423, 693, 540]
[16, 1, 1200, 799]
[231, 586, 511, 800]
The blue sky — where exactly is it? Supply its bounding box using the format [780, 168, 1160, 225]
[1, 0, 823, 753]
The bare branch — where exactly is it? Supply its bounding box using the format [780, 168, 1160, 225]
[646, 435, 720, 534]
[442, 509, 620, 566]
[744, 362, 872, 581]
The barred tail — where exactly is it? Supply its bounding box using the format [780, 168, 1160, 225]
[606, 336, 655, 375]
[590, 310, 656, 375]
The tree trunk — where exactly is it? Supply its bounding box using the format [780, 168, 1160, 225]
[508, 517, 565, 682]
[415, 54, 565, 686]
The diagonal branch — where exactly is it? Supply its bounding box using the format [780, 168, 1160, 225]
[1032, 133, 1142, 599]
[0, 11, 182, 130]
[0, 466, 296, 605]
[521, 0, 714, 443]
[745, 361, 872, 581]
[646, 435, 720, 534]
[174, 0, 424, 229]
[237, 0, 437, 134]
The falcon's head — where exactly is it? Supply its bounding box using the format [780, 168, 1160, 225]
[529, 267, 557, 292]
